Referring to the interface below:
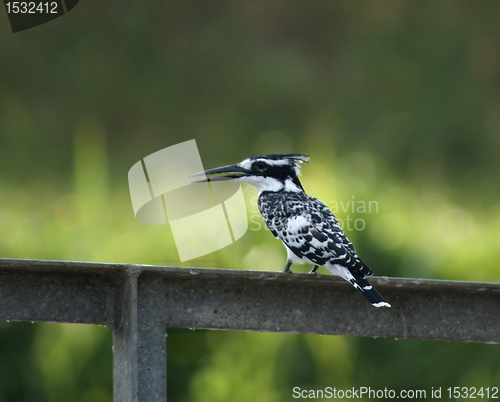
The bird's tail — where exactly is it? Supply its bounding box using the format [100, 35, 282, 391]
[349, 271, 391, 308]
[324, 264, 391, 307]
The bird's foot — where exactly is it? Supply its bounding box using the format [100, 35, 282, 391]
[308, 265, 319, 274]
[282, 261, 293, 273]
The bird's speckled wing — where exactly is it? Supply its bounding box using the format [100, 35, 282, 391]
[258, 192, 373, 276]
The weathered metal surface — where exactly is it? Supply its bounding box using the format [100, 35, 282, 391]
[150, 267, 500, 343]
[1, 258, 500, 402]
[0, 259, 499, 343]
[0, 262, 115, 325]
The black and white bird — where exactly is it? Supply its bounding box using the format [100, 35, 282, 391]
[190, 154, 390, 308]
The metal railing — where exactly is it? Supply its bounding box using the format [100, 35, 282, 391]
[1, 258, 499, 401]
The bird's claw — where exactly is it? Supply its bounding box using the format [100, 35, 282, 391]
[282, 261, 293, 273]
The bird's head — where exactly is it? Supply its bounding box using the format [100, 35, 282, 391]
[189, 154, 310, 193]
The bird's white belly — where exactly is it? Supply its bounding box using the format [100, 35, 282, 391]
[285, 244, 352, 282]
[323, 262, 352, 282]
[285, 245, 316, 265]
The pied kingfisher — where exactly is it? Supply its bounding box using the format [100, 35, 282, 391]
[191, 154, 390, 308]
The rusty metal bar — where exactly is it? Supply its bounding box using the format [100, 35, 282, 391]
[0, 258, 499, 401]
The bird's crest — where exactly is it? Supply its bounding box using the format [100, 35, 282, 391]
[247, 154, 310, 176]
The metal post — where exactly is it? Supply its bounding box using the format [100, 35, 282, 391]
[113, 268, 167, 402]
[137, 271, 167, 401]
[113, 268, 140, 401]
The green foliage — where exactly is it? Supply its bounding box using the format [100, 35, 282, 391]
[1, 1, 500, 401]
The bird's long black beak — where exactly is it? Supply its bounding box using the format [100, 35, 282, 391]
[188, 164, 249, 183]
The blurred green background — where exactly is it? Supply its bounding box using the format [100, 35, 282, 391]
[1, 0, 500, 400]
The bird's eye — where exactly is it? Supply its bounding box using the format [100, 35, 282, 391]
[253, 161, 267, 170]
